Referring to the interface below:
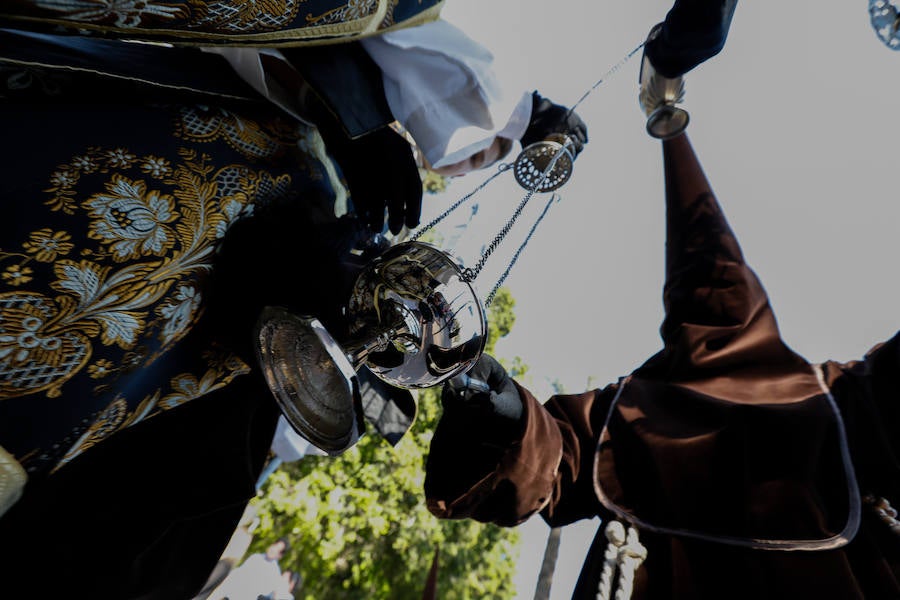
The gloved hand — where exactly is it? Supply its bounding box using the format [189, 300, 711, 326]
[426, 354, 524, 512]
[324, 126, 423, 235]
[441, 354, 523, 427]
[520, 91, 589, 156]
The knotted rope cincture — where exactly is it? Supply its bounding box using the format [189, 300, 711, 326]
[596, 520, 647, 600]
[864, 494, 900, 536]
[0, 444, 27, 518]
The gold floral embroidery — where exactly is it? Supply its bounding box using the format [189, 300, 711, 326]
[157, 284, 201, 343]
[174, 106, 302, 161]
[2, 136, 293, 399]
[71, 153, 100, 174]
[2, 0, 442, 42]
[105, 148, 137, 169]
[305, 0, 376, 26]
[140, 156, 172, 179]
[44, 168, 81, 214]
[191, 0, 301, 32]
[157, 351, 251, 411]
[1, 265, 33, 286]
[30, 0, 186, 28]
[52, 350, 250, 471]
[52, 396, 129, 472]
[22, 229, 74, 263]
[83, 174, 178, 262]
[87, 359, 115, 379]
[0, 293, 94, 398]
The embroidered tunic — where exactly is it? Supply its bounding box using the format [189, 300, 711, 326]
[0, 27, 380, 597]
[0, 31, 353, 477]
[0, 0, 443, 46]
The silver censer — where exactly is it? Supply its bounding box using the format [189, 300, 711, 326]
[255, 241, 486, 454]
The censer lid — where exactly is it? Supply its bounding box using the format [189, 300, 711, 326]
[513, 134, 575, 192]
[255, 307, 362, 455]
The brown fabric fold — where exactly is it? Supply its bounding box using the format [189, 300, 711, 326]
[425, 133, 900, 599]
[638, 134, 815, 389]
[592, 135, 857, 546]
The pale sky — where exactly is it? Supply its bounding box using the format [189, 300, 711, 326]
[424, 1, 900, 598]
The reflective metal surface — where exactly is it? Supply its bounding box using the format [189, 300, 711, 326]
[639, 54, 690, 140]
[347, 241, 487, 388]
[254, 242, 486, 454]
[255, 308, 362, 455]
[513, 134, 575, 192]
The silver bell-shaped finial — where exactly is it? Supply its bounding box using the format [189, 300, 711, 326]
[638, 52, 689, 140]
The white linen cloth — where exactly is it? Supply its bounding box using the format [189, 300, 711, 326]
[206, 19, 532, 174]
[361, 19, 532, 170]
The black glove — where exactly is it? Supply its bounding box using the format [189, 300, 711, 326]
[323, 126, 423, 235]
[520, 91, 588, 156]
[441, 354, 523, 427]
[425, 354, 524, 512]
[277, 43, 422, 235]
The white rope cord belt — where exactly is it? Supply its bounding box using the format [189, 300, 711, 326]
[596, 521, 647, 600]
[0, 445, 27, 518]
[864, 494, 900, 537]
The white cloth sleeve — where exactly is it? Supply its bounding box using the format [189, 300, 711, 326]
[361, 19, 533, 170]
[271, 415, 327, 462]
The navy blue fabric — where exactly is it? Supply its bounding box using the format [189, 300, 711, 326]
[644, 0, 739, 78]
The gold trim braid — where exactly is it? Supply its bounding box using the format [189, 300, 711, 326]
[0, 1, 444, 47]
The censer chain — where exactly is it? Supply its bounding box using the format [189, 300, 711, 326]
[484, 193, 559, 307]
[410, 39, 645, 243]
[409, 39, 646, 301]
[565, 40, 646, 118]
[468, 40, 646, 288]
[461, 144, 570, 284]
[409, 164, 512, 243]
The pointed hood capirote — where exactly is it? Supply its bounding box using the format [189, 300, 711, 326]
[593, 134, 861, 551]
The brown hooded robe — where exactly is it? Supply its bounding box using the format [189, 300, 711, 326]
[425, 134, 900, 599]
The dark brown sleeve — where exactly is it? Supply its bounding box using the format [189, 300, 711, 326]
[825, 332, 900, 500]
[862, 332, 900, 449]
[425, 382, 616, 528]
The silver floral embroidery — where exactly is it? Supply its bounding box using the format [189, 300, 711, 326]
[32, 0, 186, 28]
[83, 174, 177, 261]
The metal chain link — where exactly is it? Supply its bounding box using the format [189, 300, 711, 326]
[566, 40, 646, 117]
[460, 144, 569, 283]
[412, 40, 646, 297]
[484, 193, 560, 307]
[409, 164, 511, 242]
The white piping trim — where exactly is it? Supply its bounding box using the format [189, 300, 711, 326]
[592, 367, 862, 551]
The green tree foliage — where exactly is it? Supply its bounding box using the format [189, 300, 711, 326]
[249, 288, 523, 599]
[484, 287, 514, 356]
[421, 169, 449, 195]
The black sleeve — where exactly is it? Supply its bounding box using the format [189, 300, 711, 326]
[826, 332, 900, 502]
[644, 0, 739, 77]
[0, 374, 279, 600]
